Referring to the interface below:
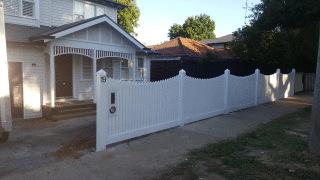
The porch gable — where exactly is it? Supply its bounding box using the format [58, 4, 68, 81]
[60, 23, 136, 49]
[30, 15, 145, 50]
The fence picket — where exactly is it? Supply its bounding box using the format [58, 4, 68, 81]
[96, 68, 296, 152]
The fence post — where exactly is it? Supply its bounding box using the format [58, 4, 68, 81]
[96, 70, 108, 152]
[254, 69, 260, 106]
[276, 69, 280, 100]
[224, 69, 230, 114]
[178, 69, 186, 126]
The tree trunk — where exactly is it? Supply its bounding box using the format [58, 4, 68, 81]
[309, 24, 320, 155]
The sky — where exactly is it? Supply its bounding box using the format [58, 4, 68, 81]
[134, 0, 261, 46]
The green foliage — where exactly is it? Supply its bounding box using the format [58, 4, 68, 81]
[199, 51, 219, 63]
[252, 0, 320, 30]
[168, 23, 185, 39]
[113, 0, 140, 36]
[230, 0, 320, 72]
[168, 14, 216, 41]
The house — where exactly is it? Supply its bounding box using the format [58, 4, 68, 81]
[200, 34, 235, 49]
[151, 37, 234, 61]
[150, 37, 234, 81]
[2, 0, 156, 120]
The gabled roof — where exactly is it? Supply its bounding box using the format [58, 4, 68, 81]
[151, 37, 216, 58]
[30, 15, 145, 50]
[151, 37, 234, 60]
[30, 15, 105, 41]
[200, 34, 235, 45]
[5, 23, 53, 43]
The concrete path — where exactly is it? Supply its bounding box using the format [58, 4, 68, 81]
[2, 94, 313, 180]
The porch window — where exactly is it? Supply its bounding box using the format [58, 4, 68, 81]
[97, 59, 113, 78]
[136, 57, 145, 80]
[74, 1, 106, 21]
[82, 56, 93, 80]
[121, 60, 133, 80]
[2, 0, 37, 18]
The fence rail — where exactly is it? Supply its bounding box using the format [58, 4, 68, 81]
[96, 68, 295, 151]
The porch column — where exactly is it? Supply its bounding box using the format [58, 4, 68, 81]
[50, 45, 56, 107]
[133, 55, 136, 81]
[93, 50, 97, 103]
[143, 56, 147, 81]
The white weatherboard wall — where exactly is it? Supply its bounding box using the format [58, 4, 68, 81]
[96, 69, 296, 151]
[7, 44, 45, 119]
[3, 0, 118, 27]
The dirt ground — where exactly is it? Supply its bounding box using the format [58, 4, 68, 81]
[0, 115, 96, 178]
[0, 94, 313, 180]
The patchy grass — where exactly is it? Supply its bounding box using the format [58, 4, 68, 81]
[156, 107, 320, 180]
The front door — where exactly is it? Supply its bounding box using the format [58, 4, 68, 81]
[55, 55, 73, 97]
[8, 62, 23, 118]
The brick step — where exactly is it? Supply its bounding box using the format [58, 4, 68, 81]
[42, 100, 96, 120]
[57, 107, 96, 115]
[50, 103, 96, 111]
[51, 111, 96, 121]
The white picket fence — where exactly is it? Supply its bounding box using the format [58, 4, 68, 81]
[96, 69, 295, 151]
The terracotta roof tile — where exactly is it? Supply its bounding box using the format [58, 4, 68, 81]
[152, 37, 234, 60]
[151, 37, 213, 57]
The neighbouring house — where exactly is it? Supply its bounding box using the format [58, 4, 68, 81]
[2, 0, 157, 120]
[150, 37, 234, 81]
[151, 36, 233, 61]
[200, 34, 235, 49]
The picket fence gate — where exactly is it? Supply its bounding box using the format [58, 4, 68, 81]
[96, 69, 295, 151]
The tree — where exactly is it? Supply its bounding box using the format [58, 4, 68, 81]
[168, 14, 216, 41]
[232, 0, 320, 154]
[168, 23, 185, 39]
[230, 24, 318, 71]
[113, 0, 140, 36]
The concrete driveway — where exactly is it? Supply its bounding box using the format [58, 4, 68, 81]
[0, 93, 313, 180]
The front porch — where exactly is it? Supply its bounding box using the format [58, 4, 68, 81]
[45, 45, 139, 108]
[29, 15, 152, 109]
[47, 52, 140, 103]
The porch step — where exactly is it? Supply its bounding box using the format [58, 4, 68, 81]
[42, 100, 96, 121]
[58, 107, 96, 115]
[51, 111, 96, 121]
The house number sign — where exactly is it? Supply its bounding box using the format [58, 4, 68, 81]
[101, 76, 107, 82]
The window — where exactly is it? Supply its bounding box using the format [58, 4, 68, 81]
[84, 3, 94, 19]
[121, 60, 133, 80]
[82, 56, 93, 80]
[136, 57, 145, 80]
[3, 0, 37, 18]
[74, 1, 84, 21]
[22, 0, 34, 17]
[74, 1, 105, 21]
[97, 59, 113, 78]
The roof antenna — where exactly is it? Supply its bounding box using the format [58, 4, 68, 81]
[244, 0, 249, 25]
